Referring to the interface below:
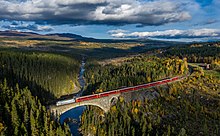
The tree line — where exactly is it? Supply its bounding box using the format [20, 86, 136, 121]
[164, 43, 220, 65]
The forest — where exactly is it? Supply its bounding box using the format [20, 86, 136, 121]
[0, 49, 79, 135]
[84, 56, 188, 95]
[80, 43, 220, 136]
[0, 37, 177, 135]
[164, 43, 220, 64]
[0, 40, 219, 136]
[0, 80, 71, 135]
[0, 50, 80, 102]
[80, 69, 220, 135]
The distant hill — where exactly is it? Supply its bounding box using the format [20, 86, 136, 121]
[0, 30, 40, 37]
[0, 31, 73, 41]
[0, 30, 97, 41]
[0, 30, 185, 45]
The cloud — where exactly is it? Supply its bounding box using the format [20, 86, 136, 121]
[0, 0, 193, 26]
[108, 29, 128, 34]
[109, 28, 220, 39]
[193, 19, 219, 26]
[2, 23, 53, 32]
[203, 19, 219, 25]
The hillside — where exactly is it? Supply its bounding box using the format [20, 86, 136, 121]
[80, 43, 220, 136]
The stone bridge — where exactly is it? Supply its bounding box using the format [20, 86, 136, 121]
[49, 75, 188, 116]
[49, 93, 121, 116]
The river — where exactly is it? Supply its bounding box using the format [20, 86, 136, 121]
[60, 58, 86, 136]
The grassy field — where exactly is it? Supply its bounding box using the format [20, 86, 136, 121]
[0, 36, 180, 60]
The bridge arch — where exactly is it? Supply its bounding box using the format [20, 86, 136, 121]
[109, 96, 118, 106]
[60, 103, 109, 116]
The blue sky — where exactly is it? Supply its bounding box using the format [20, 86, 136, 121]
[0, 0, 220, 41]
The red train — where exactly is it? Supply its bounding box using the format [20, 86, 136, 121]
[56, 76, 179, 106]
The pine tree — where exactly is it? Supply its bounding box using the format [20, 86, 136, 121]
[20, 123, 28, 136]
[30, 109, 37, 136]
[11, 100, 20, 135]
[131, 127, 135, 136]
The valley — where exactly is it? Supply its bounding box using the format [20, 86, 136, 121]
[0, 1, 220, 136]
[0, 31, 219, 136]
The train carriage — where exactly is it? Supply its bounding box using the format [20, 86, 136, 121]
[56, 76, 180, 106]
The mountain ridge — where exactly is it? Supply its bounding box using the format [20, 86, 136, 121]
[0, 30, 187, 44]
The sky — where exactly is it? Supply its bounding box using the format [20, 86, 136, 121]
[0, 0, 220, 41]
